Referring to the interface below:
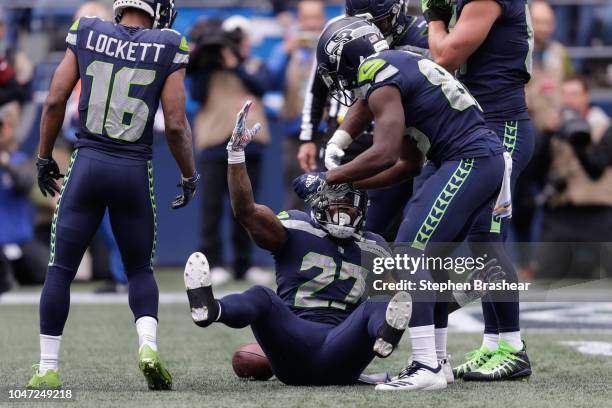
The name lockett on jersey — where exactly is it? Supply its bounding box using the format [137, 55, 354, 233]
[85, 31, 166, 63]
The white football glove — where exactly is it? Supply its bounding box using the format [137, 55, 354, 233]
[324, 143, 345, 170]
[324, 130, 352, 170]
[227, 100, 262, 164]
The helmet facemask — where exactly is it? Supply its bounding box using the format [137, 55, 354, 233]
[318, 63, 359, 107]
[312, 186, 368, 239]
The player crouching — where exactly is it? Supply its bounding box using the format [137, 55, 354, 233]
[183, 101, 412, 385]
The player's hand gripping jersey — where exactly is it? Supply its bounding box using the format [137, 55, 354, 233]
[66, 17, 189, 159]
[355, 50, 504, 162]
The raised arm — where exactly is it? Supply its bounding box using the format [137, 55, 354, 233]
[37, 49, 79, 197]
[325, 86, 405, 185]
[427, 0, 501, 72]
[228, 101, 287, 252]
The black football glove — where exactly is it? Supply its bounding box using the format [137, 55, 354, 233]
[36, 156, 64, 197]
[171, 172, 200, 210]
[452, 258, 506, 307]
[422, 0, 453, 25]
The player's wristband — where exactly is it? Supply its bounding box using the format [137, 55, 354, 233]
[182, 172, 201, 184]
[227, 150, 246, 164]
[328, 129, 353, 150]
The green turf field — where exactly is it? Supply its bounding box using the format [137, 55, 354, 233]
[1, 271, 611, 407]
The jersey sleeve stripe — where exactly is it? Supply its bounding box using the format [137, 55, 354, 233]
[356, 241, 392, 259]
[66, 33, 77, 46]
[173, 53, 189, 65]
[375, 65, 400, 83]
[279, 219, 327, 238]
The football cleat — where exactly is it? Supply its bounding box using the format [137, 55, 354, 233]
[184, 252, 220, 328]
[138, 345, 173, 390]
[27, 365, 62, 389]
[452, 344, 494, 379]
[375, 361, 447, 391]
[373, 291, 412, 358]
[462, 340, 532, 381]
[440, 357, 454, 384]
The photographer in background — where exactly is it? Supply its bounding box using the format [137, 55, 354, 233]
[268, 0, 326, 210]
[188, 16, 272, 285]
[536, 78, 612, 279]
[0, 103, 47, 293]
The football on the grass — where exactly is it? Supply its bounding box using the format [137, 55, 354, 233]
[232, 343, 273, 381]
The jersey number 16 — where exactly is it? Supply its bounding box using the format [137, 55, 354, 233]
[85, 61, 155, 142]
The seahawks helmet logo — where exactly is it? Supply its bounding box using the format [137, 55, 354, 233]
[325, 28, 355, 58]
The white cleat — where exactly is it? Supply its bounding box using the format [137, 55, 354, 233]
[375, 361, 447, 391]
[441, 356, 454, 384]
[373, 292, 412, 358]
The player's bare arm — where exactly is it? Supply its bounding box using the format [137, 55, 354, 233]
[37, 49, 79, 197]
[326, 86, 405, 185]
[428, 0, 501, 72]
[40, 50, 79, 158]
[227, 101, 287, 252]
[161, 68, 196, 178]
[324, 99, 376, 170]
[354, 140, 424, 189]
[338, 99, 374, 138]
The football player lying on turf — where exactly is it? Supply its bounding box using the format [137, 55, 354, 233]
[183, 101, 504, 386]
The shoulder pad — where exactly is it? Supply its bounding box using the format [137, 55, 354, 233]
[358, 54, 399, 87]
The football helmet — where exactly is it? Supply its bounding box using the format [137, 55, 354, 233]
[113, 0, 177, 29]
[345, 0, 411, 45]
[312, 184, 369, 239]
[316, 16, 388, 106]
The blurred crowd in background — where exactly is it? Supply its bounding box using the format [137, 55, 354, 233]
[1, 0, 611, 294]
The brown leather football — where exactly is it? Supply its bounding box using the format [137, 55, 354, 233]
[231, 343, 273, 381]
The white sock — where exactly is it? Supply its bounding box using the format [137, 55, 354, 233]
[409, 324, 437, 368]
[39, 334, 62, 374]
[499, 331, 522, 350]
[434, 327, 448, 360]
[483, 333, 499, 352]
[135, 316, 158, 352]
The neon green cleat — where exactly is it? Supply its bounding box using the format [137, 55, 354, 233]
[452, 344, 494, 379]
[27, 365, 62, 389]
[138, 345, 173, 390]
[463, 340, 532, 381]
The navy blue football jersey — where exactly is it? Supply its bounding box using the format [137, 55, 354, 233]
[393, 15, 429, 54]
[356, 50, 504, 162]
[454, 0, 534, 121]
[65, 17, 189, 159]
[273, 210, 391, 326]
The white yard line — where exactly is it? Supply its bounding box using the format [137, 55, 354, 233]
[0, 291, 237, 305]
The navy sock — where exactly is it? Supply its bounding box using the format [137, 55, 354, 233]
[127, 267, 159, 321]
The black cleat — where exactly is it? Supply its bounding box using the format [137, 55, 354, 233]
[184, 252, 219, 328]
[373, 291, 412, 358]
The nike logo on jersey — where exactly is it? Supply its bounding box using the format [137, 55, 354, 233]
[85, 31, 166, 63]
